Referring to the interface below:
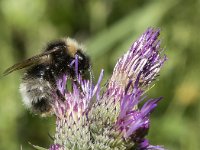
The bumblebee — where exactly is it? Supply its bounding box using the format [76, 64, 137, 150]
[3, 38, 90, 116]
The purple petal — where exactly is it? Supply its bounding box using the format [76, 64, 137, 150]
[49, 144, 61, 150]
[141, 97, 162, 116]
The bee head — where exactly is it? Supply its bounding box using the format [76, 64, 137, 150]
[44, 38, 91, 78]
[66, 37, 91, 75]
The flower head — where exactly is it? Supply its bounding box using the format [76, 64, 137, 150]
[110, 28, 166, 91]
[49, 28, 166, 150]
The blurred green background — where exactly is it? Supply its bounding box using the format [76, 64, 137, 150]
[0, 0, 199, 149]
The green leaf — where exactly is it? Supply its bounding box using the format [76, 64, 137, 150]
[28, 142, 48, 150]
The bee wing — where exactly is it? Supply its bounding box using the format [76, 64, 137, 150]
[3, 47, 61, 76]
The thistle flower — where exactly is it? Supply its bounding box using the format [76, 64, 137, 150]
[47, 28, 166, 150]
[109, 28, 166, 92]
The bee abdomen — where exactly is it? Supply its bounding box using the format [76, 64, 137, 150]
[19, 78, 54, 116]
